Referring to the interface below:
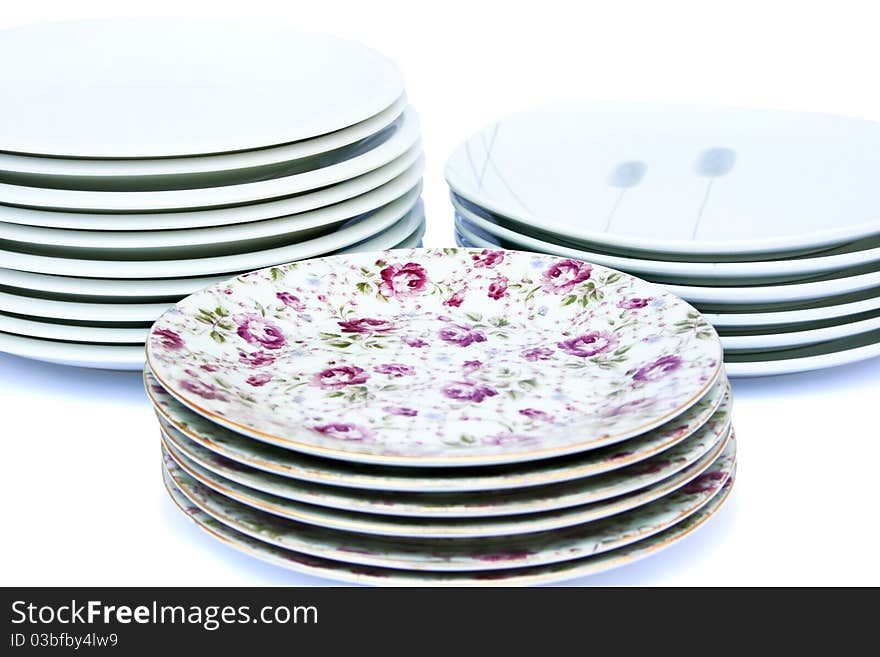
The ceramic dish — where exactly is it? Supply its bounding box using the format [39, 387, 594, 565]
[0, 331, 144, 369]
[162, 427, 727, 540]
[165, 452, 733, 586]
[163, 436, 734, 571]
[0, 162, 424, 251]
[454, 219, 880, 304]
[446, 102, 880, 255]
[718, 309, 880, 350]
[0, 19, 404, 158]
[724, 328, 880, 377]
[164, 463, 734, 585]
[453, 197, 880, 281]
[146, 367, 728, 492]
[147, 248, 723, 467]
[699, 286, 880, 327]
[0, 148, 422, 231]
[0, 194, 423, 278]
[0, 204, 425, 300]
[0, 110, 419, 212]
[0, 290, 169, 322]
[160, 414, 730, 520]
[0, 96, 407, 179]
[0, 313, 149, 344]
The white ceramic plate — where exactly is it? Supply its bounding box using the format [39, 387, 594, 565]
[0, 269, 229, 300]
[0, 96, 406, 178]
[446, 102, 880, 256]
[0, 19, 403, 158]
[147, 248, 723, 467]
[0, 313, 150, 344]
[723, 329, 880, 377]
[454, 219, 880, 304]
[0, 192, 422, 278]
[0, 148, 422, 230]
[0, 331, 145, 370]
[718, 310, 880, 350]
[453, 196, 880, 281]
[162, 458, 735, 583]
[0, 161, 424, 251]
[0, 109, 420, 211]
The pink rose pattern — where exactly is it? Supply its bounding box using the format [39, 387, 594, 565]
[147, 249, 721, 458]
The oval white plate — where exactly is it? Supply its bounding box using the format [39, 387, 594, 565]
[0, 331, 145, 370]
[0, 313, 150, 344]
[446, 102, 880, 256]
[0, 148, 422, 230]
[0, 192, 422, 278]
[0, 160, 423, 251]
[454, 218, 880, 304]
[0, 110, 420, 211]
[453, 196, 880, 281]
[0, 97, 406, 178]
[0, 19, 403, 158]
[724, 329, 880, 377]
[719, 310, 880, 350]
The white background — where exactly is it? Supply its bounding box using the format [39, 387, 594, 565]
[1, 0, 879, 586]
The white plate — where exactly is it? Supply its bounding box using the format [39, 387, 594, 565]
[699, 287, 880, 327]
[724, 329, 880, 377]
[453, 196, 880, 281]
[0, 19, 403, 158]
[0, 109, 420, 211]
[0, 313, 149, 344]
[446, 102, 880, 256]
[718, 310, 880, 350]
[0, 161, 424, 252]
[454, 218, 880, 304]
[0, 148, 422, 230]
[0, 332, 145, 370]
[0, 97, 406, 178]
[0, 192, 422, 278]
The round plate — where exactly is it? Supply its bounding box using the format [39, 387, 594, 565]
[724, 328, 880, 377]
[162, 436, 734, 571]
[700, 286, 880, 327]
[719, 309, 880, 350]
[0, 313, 149, 344]
[146, 367, 728, 493]
[0, 19, 403, 158]
[454, 219, 880, 304]
[0, 96, 406, 178]
[147, 248, 722, 467]
[453, 196, 880, 281]
[0, 161, 424, 251]
[161, 414, 730, 521]
[0, 332, 144, 370]
[446, 102, 880, 256]
[0, 110, 419, 211]
[0, 193, 423, 278]
[0, 148, 422, 231]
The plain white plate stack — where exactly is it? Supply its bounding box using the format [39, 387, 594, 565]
[0, 18, 425, 370]
[447, 103, 880, 377]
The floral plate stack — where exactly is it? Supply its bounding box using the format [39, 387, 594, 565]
[448, 103, 880, 377]
[0, 18, 424, 370]
[145, 247, 736, 585]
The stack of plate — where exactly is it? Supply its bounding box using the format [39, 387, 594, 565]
[0, 19, 425, 370]
[146, 248, 736, 585]
[446, 103, 880, 377]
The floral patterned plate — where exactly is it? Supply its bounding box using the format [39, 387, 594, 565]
[164, 465, 734, 585]
[159, 405, 730, 520]
[162, 426, 730, 539]
[145, 368, 728, 492]
[163, 436, 734, 572]
[146, 248, 722, 467]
